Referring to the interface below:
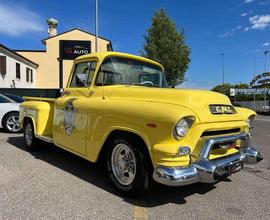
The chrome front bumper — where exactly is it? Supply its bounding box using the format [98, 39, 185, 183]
[153, 133, 263, 186]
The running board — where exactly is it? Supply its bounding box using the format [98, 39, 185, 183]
[36, 135, 54, 143]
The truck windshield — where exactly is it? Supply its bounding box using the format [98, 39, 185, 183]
[96, 57, 168, 88]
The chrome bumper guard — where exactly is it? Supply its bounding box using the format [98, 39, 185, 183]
[153, 133, 263, 186]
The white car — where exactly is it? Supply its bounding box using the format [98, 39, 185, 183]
[0, 94, 21, 133]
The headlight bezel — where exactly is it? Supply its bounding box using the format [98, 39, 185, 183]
[246, 115, 255, 130]
[173, 116, 195, 140]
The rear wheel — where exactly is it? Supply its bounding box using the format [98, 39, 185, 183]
[3, 112, 21, 133]
[105, 134, 152, 197]
[23, 119, 39, 151]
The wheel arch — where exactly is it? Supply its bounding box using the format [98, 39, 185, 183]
[97, 129, 154, 169]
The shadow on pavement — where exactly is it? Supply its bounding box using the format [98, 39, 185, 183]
[7, 135, 217, 207]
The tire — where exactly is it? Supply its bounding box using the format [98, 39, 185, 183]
[23, 119, 39, 151]
[105, 134, 152, 197]
[3, 112, 22, 133]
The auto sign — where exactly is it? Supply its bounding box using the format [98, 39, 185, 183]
[59, 40, 91, 60]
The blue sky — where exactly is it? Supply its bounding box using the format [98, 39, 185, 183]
[0, 0, 270, 89]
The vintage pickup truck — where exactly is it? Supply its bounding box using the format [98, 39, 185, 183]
[19, 52, 263, 196]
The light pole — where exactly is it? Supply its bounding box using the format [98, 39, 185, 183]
[95, 0, 99, 53]
[264, 50, 269, 106]
[221, 53, 225, 93]
[253, 57, 256, 110]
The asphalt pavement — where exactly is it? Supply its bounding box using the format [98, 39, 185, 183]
[0, 117, 269, 220]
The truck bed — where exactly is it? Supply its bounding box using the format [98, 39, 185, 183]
[23, 96, 56, 102]
[20, 97, 55, 141]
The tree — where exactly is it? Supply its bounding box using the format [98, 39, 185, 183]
[212, 83, 232, 96]
[211, 83, 249, 97]
[142, 9, 190, 86]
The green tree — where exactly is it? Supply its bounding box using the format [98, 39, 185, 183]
[211, 83, 249, 97]
[142, 9, 190, 86]
[212, 83, 232, 96]
[234, 83, 249, 89]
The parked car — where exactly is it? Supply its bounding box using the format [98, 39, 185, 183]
[0, 93, 21, 133]
[3, 93, 24, 103]
[20, 52, 263, 196]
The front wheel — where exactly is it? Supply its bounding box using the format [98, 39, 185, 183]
[105, 135, 152, 197]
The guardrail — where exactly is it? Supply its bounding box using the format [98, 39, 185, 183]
[235, 101, 270, 113]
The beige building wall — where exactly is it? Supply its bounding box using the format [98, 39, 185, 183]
[17, 29, 111, 88]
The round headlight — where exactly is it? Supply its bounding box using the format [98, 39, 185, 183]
[174, 117, 194, 139]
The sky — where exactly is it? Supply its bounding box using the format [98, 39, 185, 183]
[0, 0, 270, 89]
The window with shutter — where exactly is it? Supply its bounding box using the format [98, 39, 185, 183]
[26, 67, 29, 82]
[16, 63, 20, 79]
[0, 56, 6, 75]
[30, 69, 33, 83]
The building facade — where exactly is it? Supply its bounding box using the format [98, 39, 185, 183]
[0, 44, 38, 88]
[16, 28, 112, 89]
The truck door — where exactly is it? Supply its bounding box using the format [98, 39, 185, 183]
[53, 60, 97, 156]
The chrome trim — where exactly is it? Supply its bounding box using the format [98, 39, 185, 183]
[200, 132, 249, 159]
[153, 165, 199, 186]
[153, 132, 263, 186]
[111, 143, 136, 186]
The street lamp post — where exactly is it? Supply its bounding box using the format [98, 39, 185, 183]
[221, 53, 225, 93]
[264, 50, 269, 107]
[95, 0, 99, 53]
[253, 57, 256, 110]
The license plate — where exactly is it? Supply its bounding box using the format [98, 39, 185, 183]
[228, 161, 243, 175]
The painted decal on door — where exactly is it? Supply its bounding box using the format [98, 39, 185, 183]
[64, 100, 77, 136]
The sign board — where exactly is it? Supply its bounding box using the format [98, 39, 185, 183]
[250, 72, 270, 87]
[230, 88, 235, 96]
[235, 88, 270, 95]
[59, 40, 91, 60]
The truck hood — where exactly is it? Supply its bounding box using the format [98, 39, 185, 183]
[105, 86, 246, 123]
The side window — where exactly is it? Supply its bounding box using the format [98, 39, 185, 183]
[70, 61, 97, 87]
[86, 61, 96, 85]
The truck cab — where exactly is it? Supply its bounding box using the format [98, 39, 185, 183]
[20, 52, 263, 197]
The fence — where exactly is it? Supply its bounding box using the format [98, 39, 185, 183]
[235, 101, 270, 113]
[0, 88, 60, 98]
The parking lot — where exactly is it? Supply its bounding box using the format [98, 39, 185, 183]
[0, 117, 269, 220]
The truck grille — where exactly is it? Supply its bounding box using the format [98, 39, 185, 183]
[201, 128, 240, 137]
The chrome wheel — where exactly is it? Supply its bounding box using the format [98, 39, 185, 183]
[25, 123, 33, 146]
[6, 115, 20, 132]
[111, 143, 137, 185]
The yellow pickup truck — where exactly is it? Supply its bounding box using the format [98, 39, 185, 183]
[19, 52, 263, 197]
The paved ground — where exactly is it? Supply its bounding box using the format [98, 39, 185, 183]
[0, 118, 269, 220]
